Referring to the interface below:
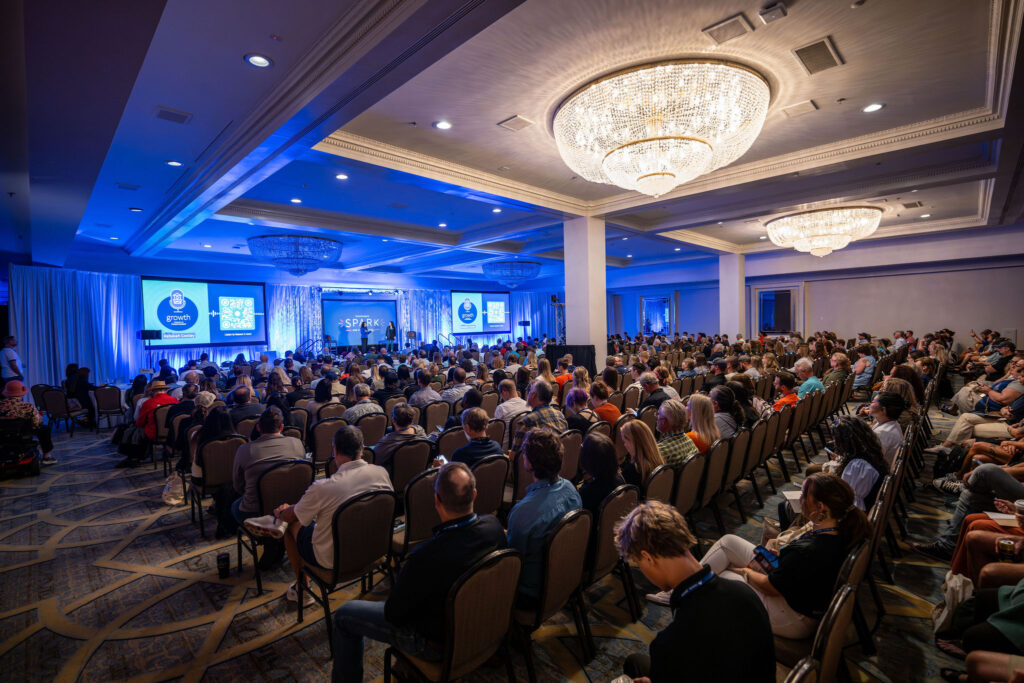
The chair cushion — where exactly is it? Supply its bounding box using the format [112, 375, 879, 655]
[773, 634, 811, 667]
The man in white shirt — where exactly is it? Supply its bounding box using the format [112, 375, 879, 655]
[274, 426, 393, 604]
[869, 391, 905, 470]
[892, 331, 907, 349]
[493, 379, 528, 449]
[1, 336, 24, 383]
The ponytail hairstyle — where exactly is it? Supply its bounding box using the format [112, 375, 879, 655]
[709, 385, 745, 427]
[801, 473, 871, 547]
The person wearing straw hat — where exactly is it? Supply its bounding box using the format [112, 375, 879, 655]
[135, 380, 178, 442]
[0, 380, 55, 465]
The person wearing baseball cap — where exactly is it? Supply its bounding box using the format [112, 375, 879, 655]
[0, 380, 56, 466]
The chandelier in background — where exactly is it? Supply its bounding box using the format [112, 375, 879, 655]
[765, 207, 883, 257]
[553, 59, 771, 198]
[482, 260, 542, 289]
[247, 234, 343, 275]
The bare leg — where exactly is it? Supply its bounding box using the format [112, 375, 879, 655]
[283, 522, 306, 585]
[966, 650, 1013, 683]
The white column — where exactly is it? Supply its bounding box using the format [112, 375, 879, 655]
[563, 216, 607, 356]
[718, 253, 746, 338]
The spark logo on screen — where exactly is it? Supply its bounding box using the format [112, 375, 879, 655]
[339, 317, 383, 330]
[157, 289, 199, 330]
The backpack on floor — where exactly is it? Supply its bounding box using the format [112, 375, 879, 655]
[933, 444, 966, 478]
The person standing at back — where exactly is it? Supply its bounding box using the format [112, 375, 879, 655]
[1, 336, 24, 384]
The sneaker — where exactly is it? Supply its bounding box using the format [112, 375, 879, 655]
[244, 514, 288, 539]
[41, 454, 57, 466]
[924, 445, 951, 455]
[286, 583, 315, 606]
[932, 477, 964, 496]
[939, 404, 959, 416]
[911, 541, 953, 563]
[645, 590, 672, 606]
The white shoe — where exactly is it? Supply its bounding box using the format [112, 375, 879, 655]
[41, 454, 57, 466]
[924, 445, 950, 455]
[286, 583, 315, 606]
[244, 514, 288, 539]
[645, 589, 672, 606]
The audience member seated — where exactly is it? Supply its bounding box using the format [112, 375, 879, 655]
[371, 371, 403, 405]
[509, 380, 568, 452]
[579, 433, 625, 520]
[948, 506, 1024, 585]
[620, 419, 663, 488]
[655, 399, 699, 467]
[684, 393, 720, 453]
[66, 366, 98, 428]
[824, 352, 852, 388]
[565, 387, 600, 433]
[0, 380, 56, 465]
[305, 380, 338, 418]
[506, 427, 582, 603]
[702, 359, 728, 392]
[852, 344, 877, 393]
[710, 386, 743, 438]
[274, 426, 393, 606]
[772, 372, 800, 411]
[616, 501, 775, 683]
[936, 572, 1024, 672]
[639, 372, 670, 412]
[228, 386, 264, 426]
[193, 406, 239, 536]
[373, 403, 426, 475]
[340, 384, 383, 424]
[166, 383, 198, 433]
[493, 379, 527, 450]
[725, 380, 760, 428]
[440, 367, 471, 407]
[330, 462, 506, 682]
[794, 358, 824, 399]
[408, 369, 442, 409]
[231, 408, 306, 569]
[868, 391, 905, 469]
[123, 380, 178, 467]
[446, 407, 502, 467]
[589, 380, 621, 426]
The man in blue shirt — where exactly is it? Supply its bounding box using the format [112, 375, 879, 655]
[794, 358, 824, 399]
[506, 427, 582, 601]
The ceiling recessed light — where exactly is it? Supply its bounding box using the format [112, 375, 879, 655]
[433, 120, 452, 130]
[862, 103, 884, 113]
[109, 236, 119, 240]
[674, 247, 681, 251]
[622, 237, 628, 241]
[438, 222, 447, 228]
[290, 198, 302, 204]
[335, 173, 348, 180]
[129, 207, 142, 212]
[626, 254, 633, 258]
[717, 221, 723, 225]
[382, 239, 388, 242]
[492, 208, 501, 213]
[166, 160, 183, 167]
[920, 213, 931, 218]
[203, 243, 212, 248]
[759, 235, 768, 240]
[244, 53, 272, 68]
[911, 189, 919, 193]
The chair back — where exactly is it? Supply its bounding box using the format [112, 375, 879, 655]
[506, 410, 531, 447]
[607, 391, 624, 412]
[94, 386, 122, 413]
[810, 585, 858, 682]
[530, 509, 592, 627]
[480, 392, 499, 417]
[559, 429, 583, 481]
[198, 436, 245, 487]
[622, 386, 642, 411]
[438, 427, 470, 458]
[383, 397, 406, 426]
[784, 657, 819, 683]
[397, 468, 442, 557]
[612, 413, 634, 462]
[311, 417, 347, 471]
[867, 475, 893, 559]
[671, 378, 683, 396]
[42, 389, 70, 418]
[744, 419, 767, 476]
[391, 439, 434, 494]
[699, 438, 730, 507]
[153, 404, 173, 443]
[836, 539, 871, 589]
[587, 420, 611, 438]
[471, 455, 509, 515]
[30, 384, 50, 411]
[235, 417, 258, 441]
[673, 452, 706, 515]
[443, 549, 523, 680]
[290, 407, 310, 434]
[356, 412, 387, 447]
[723, 428, 751, 489]
[642, 464, 675, 504]
[588, 485, 639, 582]
[485, 419, 506, 447]
[693, 374, 705, 393]
[317, 402, 346, 421]
[637, 405, 657, 435]
[511, 450, 531, 503]
[256, 460, 315, 514]
[186, 424, 202, 461]
[678, 376, 694, 397]
[774, 403, 793, 452]
[759, 411, 780, 467]
[423, 401, 451, 433]
[283, 426, 304, 442]
[295, 398, 312, 409]
[170, 414, 189, 449]
[328, 489, 397, 583]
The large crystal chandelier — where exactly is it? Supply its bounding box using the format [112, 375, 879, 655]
[765, 207, 883, 257]
[553, 60, 771, 197]
[482, 260, 541, 289]
[247, 234, 343, 275]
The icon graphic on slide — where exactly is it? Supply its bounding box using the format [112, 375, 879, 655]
[458, 298, 478, 324]
[157, 289, 199, 330]
[218, 297, 256, 331]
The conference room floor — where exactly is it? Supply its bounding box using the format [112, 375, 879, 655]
[0, 407, 963, 682]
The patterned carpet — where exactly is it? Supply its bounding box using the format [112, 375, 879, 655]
[0, 406, 963, 682]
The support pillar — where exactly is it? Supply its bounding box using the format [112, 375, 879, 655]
[612, 294, 623, 335]
[563, 216, 607, 357]
[718, 253, 746, 339]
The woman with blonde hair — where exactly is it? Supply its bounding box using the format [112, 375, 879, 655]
[619, 419, 664, 488]
[685, 393, 721, 453]
[525, 350, 538, 369]
[227, 374, 256, 405]
[270, 366, 291, 387]
[762, 353, 780, 374]
[537, 357, 557, 384]
[564, 366, 591, 405]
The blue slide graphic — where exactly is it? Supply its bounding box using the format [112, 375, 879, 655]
[321, 298, 398, 347]
[142, 278, 267, 348]
[450, 291, 510, 334]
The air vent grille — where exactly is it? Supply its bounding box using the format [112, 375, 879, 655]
[782, 100, 818, 118]
[153, 106, 193, 124]
[901, 201, 924, 209]
[793, 37, 844, 75]
[497, 114, 534, 132]
[702, 14, 754, 44]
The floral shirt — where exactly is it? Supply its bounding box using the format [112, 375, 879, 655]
[0, 397, 42, 429]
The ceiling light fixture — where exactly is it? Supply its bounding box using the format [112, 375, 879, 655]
[492, 208, 502, 213]
[759, 235, 767, 240]
[765, 206, 883, 257]
[203, 244, 212, 248]
[862, 103, 884, 113]
[290, 198, 302, 204]
[482, 260, 542, 289]
[438, 222, 447, 228]
[166, 160, 183, 167]
[335, 173, 348, 180]
[129, 207, 142, 212]
[627, 254, 633, 258]
[553, 60, 770, 197]
[920, 213, 931, 218]
[433, 120, 453, 130]
[622, 237, 628, 241]
[674, 247, 681, 251]
[244, 53, 273, 68]
[247, 234, 342, 276]
[109, 236, 119, 240]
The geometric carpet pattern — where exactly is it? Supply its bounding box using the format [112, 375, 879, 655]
[0, 407, 962, 682]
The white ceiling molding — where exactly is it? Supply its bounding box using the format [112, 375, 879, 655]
[643, 227, 742, 254]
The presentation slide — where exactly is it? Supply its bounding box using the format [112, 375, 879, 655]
[451, 291, 511, 334]
[142, 278, 267, 348]
[321, 298, 398, 347]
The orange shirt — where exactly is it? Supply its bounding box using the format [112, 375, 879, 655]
[594, 402, 621, 425]
[686, 431, 710, 453]
[773, 392, 799, 411]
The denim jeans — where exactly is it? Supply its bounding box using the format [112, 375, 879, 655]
[937, 464, 1024, 551]
[230, 497, 255, 527]
[331, 600, 440, 683]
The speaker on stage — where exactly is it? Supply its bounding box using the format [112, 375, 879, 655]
[544, 344, 597, 377]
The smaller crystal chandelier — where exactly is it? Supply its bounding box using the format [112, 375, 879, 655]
[764, 207, 883, 257]
[247, 234, 343, 275]
[482, 260, 541, 289]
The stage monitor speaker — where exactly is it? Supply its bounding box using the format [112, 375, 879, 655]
[137, 330, 162, 340]
[544, 344, 596, 377]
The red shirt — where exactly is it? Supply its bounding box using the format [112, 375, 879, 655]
[773, 392, 799, 412]
[594, 402, 621, 425]
[136, 392, 178, 440]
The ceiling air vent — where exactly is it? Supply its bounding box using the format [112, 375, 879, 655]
[782, 100, 818, 118]
[793, 37, 844, 75]
[901, 201, 924, 209]
[497, 115, 534, 132]
[702, 14, 754, 44]
[153, 106, 193, 124]
[115, 183, 140, 191]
